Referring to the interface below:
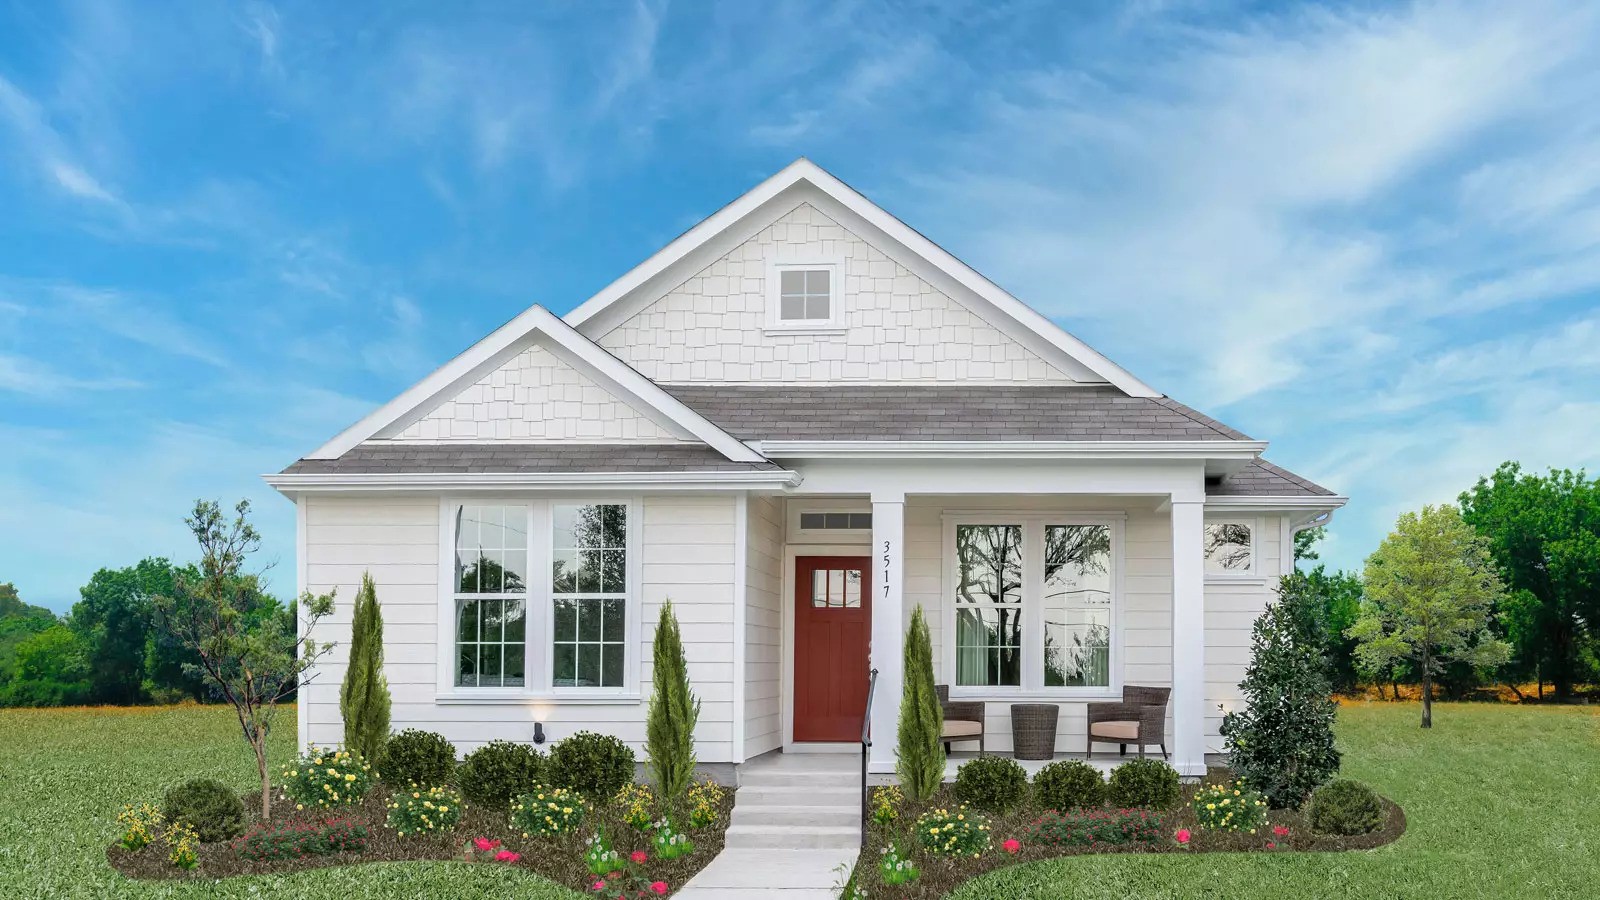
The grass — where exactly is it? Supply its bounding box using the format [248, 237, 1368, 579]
[0, 704, 579, 899]
[951, 702, 1600, 899]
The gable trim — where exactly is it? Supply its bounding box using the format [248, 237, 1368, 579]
[304, 306, 766, 463]
[563, 158, 1158, 397]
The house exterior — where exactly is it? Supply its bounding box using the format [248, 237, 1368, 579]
[267, 159, 1344, 780]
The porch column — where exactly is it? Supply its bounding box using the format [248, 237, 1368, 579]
[868, 490, 905, 774]
[1170, 497, 1207, 777]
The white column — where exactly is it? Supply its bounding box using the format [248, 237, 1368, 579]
[1170, 498, 1207, 777]
[869, 491, 905, 774]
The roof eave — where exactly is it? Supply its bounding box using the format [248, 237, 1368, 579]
[262, 469, 803, 496]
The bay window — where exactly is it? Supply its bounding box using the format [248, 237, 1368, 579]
[948, 516, 1119, 694]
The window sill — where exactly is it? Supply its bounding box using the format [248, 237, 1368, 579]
[1204, 574, 1268, 585]
[762, 325, 848, 337]
[435, 692, 642, 706]
[948, 689, 1122, 703]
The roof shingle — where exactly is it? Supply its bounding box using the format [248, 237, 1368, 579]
[282, 443, 780, 475]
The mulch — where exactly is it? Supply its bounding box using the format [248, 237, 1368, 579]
[107, 784, 734, 894]
[855, 769, 1406, 900]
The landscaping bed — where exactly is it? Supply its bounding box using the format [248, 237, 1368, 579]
[851, 766, 1405, 900]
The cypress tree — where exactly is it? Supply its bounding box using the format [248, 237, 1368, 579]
[646, 600, 700, 804]
[340, 572, 391, 762]
[896, 604, 944, 801]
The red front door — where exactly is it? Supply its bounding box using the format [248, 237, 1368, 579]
[794, 556, 872, 742]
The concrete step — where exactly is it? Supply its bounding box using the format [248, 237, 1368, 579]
[737, 785, 861, 808]
[725, 823, 861, 850]
[731, 804, 859, 828]
[739, 766, 861, 788]
[742, 752, 861, 775]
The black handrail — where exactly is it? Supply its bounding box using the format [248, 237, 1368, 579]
[860, 667, 878, 846]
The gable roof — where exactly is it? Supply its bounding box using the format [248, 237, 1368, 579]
[563, 158, 1159, 397]
[302, 305, 764, 463]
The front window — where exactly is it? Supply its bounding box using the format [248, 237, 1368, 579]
[954, 525, 1023, 687]
[551, 503, 628, 688]
[454, 504, 528, 687]
[1204, 521, 1253, 573]
[1043, 525, 1111, 687]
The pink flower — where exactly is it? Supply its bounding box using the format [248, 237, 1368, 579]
[631, 850, 648, 864]
[591, 881, 606, 892]
[495, 850, 521, 863]
[1175, 829, 1191, 845]
[651, 882, 669, 895]
[1266, 842, 1276, 850]
[473, 837, 501, 852]
[1273, 825, 1290, 837]
[1002, 839, 1021, 854]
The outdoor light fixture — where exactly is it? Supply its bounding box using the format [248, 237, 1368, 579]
[533, 722, 546, 744]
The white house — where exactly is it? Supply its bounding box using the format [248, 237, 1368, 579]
[267, 159, 1344, 785]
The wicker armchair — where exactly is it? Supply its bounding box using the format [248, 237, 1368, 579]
[1086, 686, 1170, 760]
[935, 685, 985, 754]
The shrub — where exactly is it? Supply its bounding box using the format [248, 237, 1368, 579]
[915, 805, 992, 858]
[386, 785, 464, 839]
[613, 782, 656, 831]
[953, 755, 1029, 812]
[1221, 573, 1341, 808]
[897, 605, 945, 801]
[116, 802, 164, 851]
[1023, 808, 1167, 847]
[379, 729, 457, 788]
[646, 601, 701, 804]
[869, 784, 903, 827]
[281, 747, 374, 810]
[339, 573, 391, 762]
[509, 785, 586, 838]
[1107, 759, 1181, 809]
[547, 731, 636, 802]
[1032, 760, 1106, 811]
[1191, 780, 1269, 833]
[686, 778, 725, 828]
[165, 821, 199, 870]
[163, 778, 245, 843]
[457, 740, 544, 809]
[1308, 780, 1384, 836]
[231, 819, 369, 861]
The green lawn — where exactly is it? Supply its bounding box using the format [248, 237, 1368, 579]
[1, 703, 1595, 898]
[955, 702, 1600, 899]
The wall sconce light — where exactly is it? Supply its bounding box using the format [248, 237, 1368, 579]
[533, 722, 546, 745]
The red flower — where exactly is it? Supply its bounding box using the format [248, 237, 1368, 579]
[495, 850, 521, 863]
[1003, 838, 1021, 854]
[591, 881, 606, 892]
[631, 850, 648, 864]
[473, 837, 502, 852]
[1266, 842, 1277, 849]
[1273, 825, 1290, 837]
[1175, 828, 1191, 845]
[651, 882, 669, 895]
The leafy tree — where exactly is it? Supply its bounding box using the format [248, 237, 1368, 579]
[645, 601, 699, 804]
[340, 572, 391, 761]
[1304, 565, 1364, 693]
[1220, 574, 1341, 808]
[1294, 526, 1325, 563]
[68, 559, 189, 704]
[152, 500, 336, 820]
[4, 624, 91, 706]
[1351, 505, 1511, 727]
[896, 605, 944, 801]
[0, 583, 59, 702]
[1459, 463, 1600, 702]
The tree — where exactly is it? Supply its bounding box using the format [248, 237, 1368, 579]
[896, 605, 944, 801]
[1459, 463, 1600, 702]
[645, 601, 700, 805]
[152, 500, 336, 820]
[1294, 526, 1325, 563]
[340, 572, 391, 761]
[1220, 573, 1341, 808]
[1351, 505, 1511, 727]
[68, 558, 190, 704]
[0, 583, 59, 702]
[4, 624, 92, 706]
[1303, 565, 1364, 693]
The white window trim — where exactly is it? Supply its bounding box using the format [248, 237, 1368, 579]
[1203, 515, 1261, 582]
[941, 512, 1124, 701]
[435, 496, 643, 702]
[765, 259, 846, 333]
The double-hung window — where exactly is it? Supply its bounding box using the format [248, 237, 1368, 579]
[445, 499, 634, 695]
[949, 516, 1119, 694]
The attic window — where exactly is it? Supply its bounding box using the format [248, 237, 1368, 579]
[767, 261, 844, 331]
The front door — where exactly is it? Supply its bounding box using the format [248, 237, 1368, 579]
[793, 556, 872, 742]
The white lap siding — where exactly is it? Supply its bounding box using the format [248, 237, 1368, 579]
[300, 493, 738, 761]
[1202, 516, 1285, 751]
[743, 495, 784, 758]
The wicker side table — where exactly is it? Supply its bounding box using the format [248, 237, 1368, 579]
[1009, 704, 1059, 760]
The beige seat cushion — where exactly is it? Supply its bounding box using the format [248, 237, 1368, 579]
[941, 721, 983, 738]
[1089, 720, 1140, 741]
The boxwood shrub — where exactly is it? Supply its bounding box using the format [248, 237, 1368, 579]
[457, 740, 545, 809]
[952, 755, 1029, 812]
[1107, 758, 1181, 809]
[547, 731, 636, 802]
[379, 729, 457, 788]
[162, 778, 246, 843]
[1032, 760, 1106, 811]
[1308, 779, 1384, 835]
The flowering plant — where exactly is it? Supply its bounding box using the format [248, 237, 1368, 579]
[651, 817, 695, 860]
[1191, 780, 1268, 833]
[1003, 838, 1021, 854]
[386, 785, 463, 838]
[583, 832, 668, 898]
[1024, 808, 1168, 848]
[510, 785, 586, 838]
[232, 819, 368, 861]
[584, 829, 624, 877]
[280, 747, 374, 810]
[166, 821, 200, 870]
[879, 840, 919, 885]
[869, 784, 903, 827]
[613, 782, 655, 831]
[116, 802, 164, 851]
[686, 778, 725, 829]
[915, 805, 991, 858]
[1175, 828, 1192, 847]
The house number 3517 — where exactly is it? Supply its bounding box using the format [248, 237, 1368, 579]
[882, 540, 893, 597]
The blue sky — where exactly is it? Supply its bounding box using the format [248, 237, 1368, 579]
[4, 0, 1600, 613]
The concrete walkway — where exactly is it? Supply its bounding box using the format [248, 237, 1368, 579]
[677, 751, 861, 899]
